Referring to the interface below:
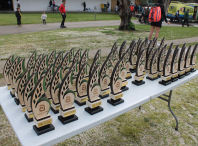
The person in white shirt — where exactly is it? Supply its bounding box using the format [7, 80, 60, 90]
[41, 11, 47, 25]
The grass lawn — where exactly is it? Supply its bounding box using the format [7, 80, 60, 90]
[0, 13, 123, 26]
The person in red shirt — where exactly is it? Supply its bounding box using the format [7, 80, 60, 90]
[59, 0, 66, 28]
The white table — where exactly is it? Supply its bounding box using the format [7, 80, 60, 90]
[0, 71, 198, 146]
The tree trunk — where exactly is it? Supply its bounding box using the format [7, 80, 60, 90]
[119, 0, 133, 30]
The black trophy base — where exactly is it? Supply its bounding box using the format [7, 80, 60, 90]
[58, 115, 78, 125]
[99, 94, 109, 99]
[14, 98, 20, 105]
[132, 80, 145, 86]
[85, 106, 103, 115]
[75, 100, 86, 106]
[51, 107, 59, 114]
[107, 98, 124, 106]
[121, 86, 129, 92]
[171, 77, 178, 82]
[159, 80, 172, 86]
[191, 68, 196, 72]
[33, 124, 55, 136]
[25, 114, 33, 122]
[126, 76, 132, 80]
[146, 76, 158, 81]
[178, 74, 185, 79]
[130, 68, 136, 73]
[10, 91, 15, 98]
[185, 71, 191, 76]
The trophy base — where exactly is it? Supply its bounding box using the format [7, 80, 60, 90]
[171, 73, 178, 82]
[132, 80, 145, 86]
[121, 86, 129, 92]
[126, 72, 132, 79]
[75, 95, 88, 106]
[129, 68, 136, 73]
[99, 94, 109, 99]
[146, 76, 158, 81]
[14, 98, 20, 105]
[126, 76, 132, 79]
[159, 80, 172, 86]
[171, 77, 178, 82]
[178, 74, 185, 79]
[51, 103, 60, 114]
[33, 124, 55, 136]
[75, 100, 86, 106]
[191, 68, 196, 72]
[58, 115, 78, 125]
[107, 98, 124, 106]
[25, 113, 33, 122]
[6, 84, 11, 90]
[85, 106, 103, 115]
[99, 88, 110, 99]
[51, 107, 59, 114]
[185, 71, 191, 76]
[10, 91, 15, 98]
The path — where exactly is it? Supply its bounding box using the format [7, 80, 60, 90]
[0, 20, 188, 36]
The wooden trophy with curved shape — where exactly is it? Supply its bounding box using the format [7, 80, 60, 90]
[178, 44, 186, 79]
[160, 37, 165, 48]
[58, 69, 78, 124]
[50, 67, 63, 114]
[85, 65, 103, 115]
[17, 69, 31, 112]
[132, 49, 146, 86]
[190, 44, 198, 72]
[9, 57, 20, 97]
[170, 45, 179, 82]
[13, 59, 26, 105]
[3, 55, 14, 90]
[61, 52, 70, 77]
[119, 41, 126, 59]
[125, 46, 132, 80]
[37, 55, 48, 80]
[24, 73, 37, 122]
[54, 52, 63, 72]
[45, 65, 54, 103]
[184, 46, 192, 76]
[79, 49, 89, 80]
[31, 76, 54, 136]
[159, 49, 172, 86]
[69, 48, 74, 67]
[33, 54, 43, 73]
[146, 50, 159, 81]
[157, 45, 167, 77]
[27, 53, 36, 75]
[75, 63, 89, 106]
[112, 45, 119, 67]
[129, 42, 137, 73]
[152, 37, 157, 48]
[48, 51, 56, 66]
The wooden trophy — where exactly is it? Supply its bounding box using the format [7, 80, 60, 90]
[54, 52, 63, 72]
[27, 53, 36, 75]
[184, 46, 192, 76]
[125, 46, 132, 80]
[58, 69, 78, 124]
[146, 50, 159, 81]
[112, 45, 119, 67]
[24, 73, 37, 122]
[85, 65, 103, 115]
[93, 49, 101, 64]
[152, 37, 157, 48]
[69, 48, 75, 67]
[119, 41, 126, 59]
[79, 49, 89, 80]
[33, 54, 44, 73]
[157, 45, 167, 77]
[17, 69, 31, 112]
[129, 42, 137, 73]
[75, 63, 89, 106]
[178, 44, 186, 79]
[9, 57, 20, 97]
[13, 59, 26, 105]
[170, 45, 179, 82]
[31, 76, 55, 135]
[160, 37, 165, 47]
[48, 51, 56, 66]
[190, 44, 198, 72]
[145, 40, 153, 73]
[145, 47, 154, 74]
[132, 49, 146, 86]
[107, 50, 115, 86]
[61, 52, 70, 77]
[3, 55, 14, 90]
[50, 67, 63, 114]
[159, 49, 172, 86]
[45, 65, 54, 103]
[37, 55, 48, 80]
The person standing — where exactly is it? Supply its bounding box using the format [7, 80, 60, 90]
[59, 0, 66, 28]
[148, 0, 170, 46]
[83, 2, 86, 11]
[144, 7, 149, 24]
[15, 7, 22, 27]
[141, 7, 144, 23]
[53, 0, 55, 12]
[41, 11, 47, 25]
[107, 1, 110, 12]
[175, 10, 179, 22]
[182, 9, 189, 27]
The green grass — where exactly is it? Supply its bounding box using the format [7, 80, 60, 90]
[0, 13, 123, 26]
[0, 73, 3, 79]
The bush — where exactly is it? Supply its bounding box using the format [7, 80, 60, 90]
[127, 21, 135, 31]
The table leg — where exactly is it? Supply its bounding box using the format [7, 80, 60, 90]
[158, 90, 179, 131]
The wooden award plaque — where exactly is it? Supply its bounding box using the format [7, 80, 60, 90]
[31, 76, 54, 135]
[50, 67, 62, 114]
[107, 51, 114, 85]
[129, 42, 137, 73]
[157, 45, 167, 77]
[129, 40, 135, 54]
[33, 54, 44, 73]
[178, 44, 186, 79]
[45, 65, 54, 103]
[159, 49, 172, 86]
[143, 37, 149, 48]
[119, 41, 126, 59]
[170, 45, 179, 82]
[3, 55, 14, 90]
[27, 53, 36, 74]
[160, 37, 165, 47]
[184, 46, 192, 76]
[69, 48, 74, 66]
[152, 37, 157, 48]
[79, 50, 89, 80]
[37, 55, 48, 80]
[48, 51, 56, 66]
[145, 47, 154, 74]
[58, 69, 78, 124]
[73, 49, 82, 76]
[146, 50, 158, 81]
[112, 46, 119, 67]
[75, 63, 89, 106]
[13, 59, 26, 105]
[54, 52, 63, 72]
[24, 73, 37, 122]
[132, 49, 146, 86]
[125, 48, 132, 80]
[190, 44, 198, 72]
[85, 65, 103, 115]
[61, 52, 70, 77]
[9, 57, 20, 97]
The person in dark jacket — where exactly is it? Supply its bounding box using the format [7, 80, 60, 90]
[148, 0, 170, 45]
[175, 10, 179, 22]
[182, 9, 189, 27]
[15, 7, 22, 27]
[83, 2, 86, 11]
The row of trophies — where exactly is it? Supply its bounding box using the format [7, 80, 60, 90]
[3, 37, 197, 135]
